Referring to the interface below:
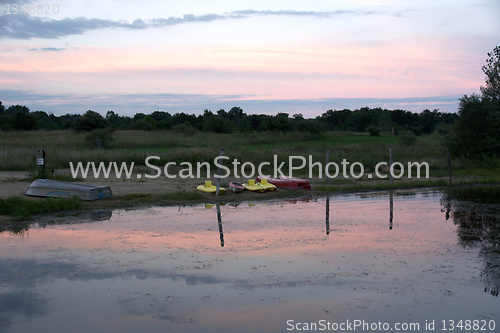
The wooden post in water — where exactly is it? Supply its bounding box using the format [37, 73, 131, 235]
[389, 146, 394, 184]
[389, 191, 394, 230]
[216, 148, 224, 196]
[446, 148, 452, 186]
[216, 203, 224, 247]
[325, 148, 330, 184]
[325, 197, 330, 235]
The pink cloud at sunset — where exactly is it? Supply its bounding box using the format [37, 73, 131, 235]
[0, 0, 498, 115]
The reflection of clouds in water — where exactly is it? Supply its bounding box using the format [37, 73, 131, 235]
[1, 188, 499, 332]
[0, 256, 355, 292]
[0, 290, 48, 331]
[0, 258, 232, 286]
[0, 258, 236, 330]
[0, 256, 350, 331]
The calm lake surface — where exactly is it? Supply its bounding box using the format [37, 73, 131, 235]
[1, 186, 499, 332]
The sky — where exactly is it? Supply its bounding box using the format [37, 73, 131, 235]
[0, 0, 499, 117]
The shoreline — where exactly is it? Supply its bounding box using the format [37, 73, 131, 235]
[1, 168, 499, 230]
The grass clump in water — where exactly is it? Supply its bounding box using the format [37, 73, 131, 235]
[0, 196, 81, 220]
[121, 193, 152, 201]
[161, 191, 203, 201]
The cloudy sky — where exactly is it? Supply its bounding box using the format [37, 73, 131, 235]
[0, 0, 499, 117]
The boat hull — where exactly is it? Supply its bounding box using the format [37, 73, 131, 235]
[242, 182, 265, 193]
[280, 176, 312, 190]
[259, 179, 276, 191]
[25, 179, 112, 201]
[229, 182, 245, 193]
[197, 180, 226, 194]
[197, 185, 226, 194]
[257, 176, 311, 190]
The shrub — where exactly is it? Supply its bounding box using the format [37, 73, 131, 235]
[398, 130, 417, 146]
[84, 128, 114, 148]
[367, 126, 380, 136]
[172, 123, 197, 136]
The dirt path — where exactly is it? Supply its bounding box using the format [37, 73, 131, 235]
[0, 168, 229, 198]
[0, 167, 318, 208]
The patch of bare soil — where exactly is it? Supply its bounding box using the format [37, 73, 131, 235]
[0, 167, 234, 197]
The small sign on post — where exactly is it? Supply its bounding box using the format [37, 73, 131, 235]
[95, 138, 103, 149]
[37, 149, 46, 178]
[36, 150, 45, 166]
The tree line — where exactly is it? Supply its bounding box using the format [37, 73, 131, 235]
[0, 102, 457, 136]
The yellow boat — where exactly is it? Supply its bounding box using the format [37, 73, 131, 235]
[259, 178, 277, 191]
[243, 179, 265, 193]
[197, 180, 226, 194]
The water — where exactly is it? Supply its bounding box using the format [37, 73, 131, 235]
[1, 186, 499, 332]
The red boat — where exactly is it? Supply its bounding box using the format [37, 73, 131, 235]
[256, 176, 311, 190]
[229, 181, 245, 193]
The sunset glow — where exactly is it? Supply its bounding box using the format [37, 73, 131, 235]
[1, 0, 499, 116]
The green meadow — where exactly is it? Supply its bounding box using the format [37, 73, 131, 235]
[1, 129, 498, 182]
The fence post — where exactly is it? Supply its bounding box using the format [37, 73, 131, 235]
[36, 149, 45, 179]
[389, 146, 393, 184]
[216, 203, 224, 247]
[325, 148, 330, 184]
[389, 191, 394, 230]
[325, 197, 330, 235]
[216, 148, 224, 195]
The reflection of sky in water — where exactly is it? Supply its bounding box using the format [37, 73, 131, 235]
[1, 189, 499, 333]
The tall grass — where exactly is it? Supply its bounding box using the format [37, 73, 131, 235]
[0, 130, 490, 177]
[0, 196, 81, 220]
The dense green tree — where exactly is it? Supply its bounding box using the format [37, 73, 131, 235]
[480, 46, 500, 100]
[203, 116, 233, 133]
[12, 111, 38, 130]
[259, 113, 292, 132]
[448, 46, 500, 158]
[57, 113, 81, 130]
[0, 102, 8, 130]
[73, 110, 109, 132]
[6, 104, 30, 116]
[346, 107, 378, 132]
[319, 109, 351, 130]
[228, 106, 245, 129]
[449, 95, 500, 158]
[5, 105, 37, 130]
[133, 113, 146, 120]
[172, 112, 197, 127]
[32, 111, 58, 130]
[105, 110, 120, 124]
[133, 115, 157, 131]
[390, 109, 418, 128]
[0, 101, 462, 137]
[418, 109, 436, 134]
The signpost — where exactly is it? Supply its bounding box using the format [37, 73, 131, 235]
[37, 149, 45, 178]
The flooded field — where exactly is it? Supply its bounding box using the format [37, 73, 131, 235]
[1, 186, 499, 332]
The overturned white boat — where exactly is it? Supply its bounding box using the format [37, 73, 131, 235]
[25, 179, 112, 201]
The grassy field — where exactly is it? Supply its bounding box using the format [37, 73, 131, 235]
[1, 129, 498, 176]
[1, 129, 497, 177]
